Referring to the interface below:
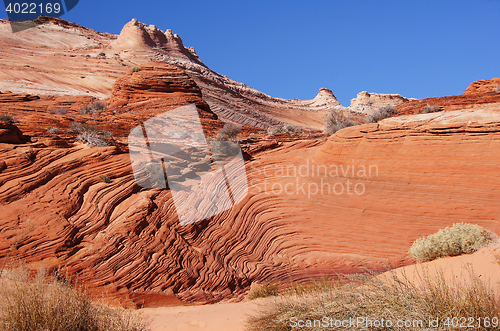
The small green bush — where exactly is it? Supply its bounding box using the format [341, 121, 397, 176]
[367, 105, 396, 123]
[131, 66, 141, 72]
[408, 223, 497, 262]
[247, 282, 279, 300]
[323, 108, 356, 134]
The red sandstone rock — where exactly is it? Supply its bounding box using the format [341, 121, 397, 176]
[0, 121, 25, 143]
[464, 77, 500, 94]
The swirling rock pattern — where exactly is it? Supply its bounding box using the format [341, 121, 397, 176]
[2, 96, 500, 308]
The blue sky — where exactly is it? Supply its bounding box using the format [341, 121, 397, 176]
[3, 1, 500, 106]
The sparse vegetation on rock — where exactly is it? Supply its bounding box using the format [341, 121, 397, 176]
[0, 115, 16, 123]
[0, 265, 148, 331]
[79, 101, 107, 115]
[247, 267, 500, 331]
[267, 124, 297, 136]
[131, 66, 141, 72]
[217, 122, 241, 140]
[423, 104, 443, 113]
[47, 126, 61, 135]
[366, 105, 396, 123]
[69, 122, 112, 147]
[323, 108, 356, 134]
[492, 84, 500, 93]
[210, 123, 242, 158]
[408, 223, 497, 262]
[50, 107, 69, 115]
[247, 282, 279, 300]
[99, 174, 111, 183]
[144, 162, 166, 188]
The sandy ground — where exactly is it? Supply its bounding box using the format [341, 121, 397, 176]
[141, 298, 270, 331]
[141, 244, 500, 331]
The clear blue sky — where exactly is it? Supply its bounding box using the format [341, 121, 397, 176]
[3, 1, 500, 106]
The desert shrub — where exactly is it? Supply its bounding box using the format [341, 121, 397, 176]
[408, 223, 497, 262]
[0, 115, 16, 123]
[217, 122, 241, 140]
[80, 101, 107, 115]
[247, 282, 279, 300]
[99, 174, 111, 183]
[209, 123, 242, 158]
[210, 140, 240, 158]
[131, 66, 141, 72]
[50, 107, 69, 115]
[144, 162, 166, 188]
[98, 52, 106, 57]
[67, 122, 94, 134]
[0, 265, 148, 331]
[75, 126, 113, 147]
[492, 84, 500, 92]
[323, 108, 356, 134]
[247, 267, 500, 331]
[423, 104, 442, 113]
[267, 124, 297, 136]
[47, 126, 61, 134]
[367, 105, 396, 123]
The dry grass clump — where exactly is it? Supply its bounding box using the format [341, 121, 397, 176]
[79, 101, 107, 115]
[267, 124, 298, 136]
[210, 123, 242, 157]
[131, 66, 142, 72]
[323, 108, 356, 135]
[408, 223, 497, 262]
[247, 282, 280, 300]
[69, 122, 113, 147]
[366, 105, 395, 123]
[0, 115, 16, 124]
[217, 122, 241, 141]
[76, 129, 112, 147]
[423, 104, 442, 113]
[0, 265, 149, 331]
[46, 126, 61, 135]
[99, 174, 111, 183]
[247, 267, 500, 331]
[50, 107, 69, 115]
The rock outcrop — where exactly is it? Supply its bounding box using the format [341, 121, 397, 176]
[0, 121, 26, 143]
[110, 19, 203, 66]
[109, 62, 215, 119]
[2, 86, 500, 308]
[2, 17, 500, 310]
[464, 77, 500, 94]
[348, 91, 409, 114]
